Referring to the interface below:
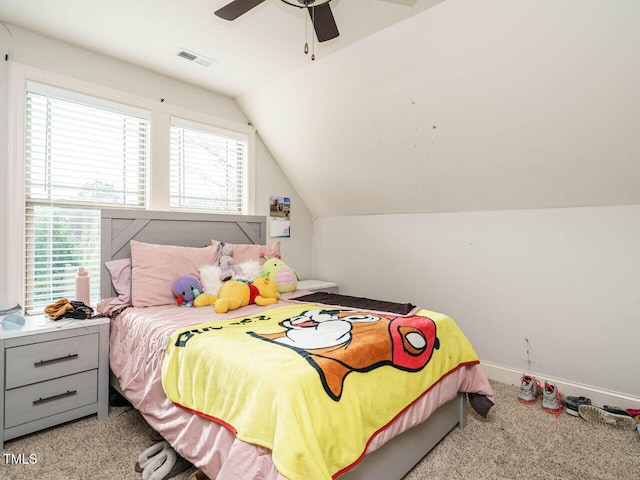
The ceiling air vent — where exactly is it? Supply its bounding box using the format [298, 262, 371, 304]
[176, 49, 217, 67]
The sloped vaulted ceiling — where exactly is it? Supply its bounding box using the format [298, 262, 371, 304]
[1, 0, 639, 218]
[238, 0, 640, 218]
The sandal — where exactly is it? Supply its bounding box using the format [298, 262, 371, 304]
[603, 405, 632, 417]
[142, 446, 192, 480]
[135, 441, 170, 473]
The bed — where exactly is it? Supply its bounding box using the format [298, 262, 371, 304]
[100, 209, 495, 480]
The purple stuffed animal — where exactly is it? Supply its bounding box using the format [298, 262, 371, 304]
[172, 275, 202, 307]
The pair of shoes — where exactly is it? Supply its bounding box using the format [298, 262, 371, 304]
[541, 381, 564, 416]
[578, 405, 638, 431]
[135, 441, 169, 473]
[518, 375, 564, 417]
[564, 396, 592, 417]
[517, 374, 542, 404]
[135, 441, 192, 480]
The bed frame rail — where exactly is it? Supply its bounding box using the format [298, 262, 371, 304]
[339, 393, 467, 480]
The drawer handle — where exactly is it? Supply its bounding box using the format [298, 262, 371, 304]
[33, 389, 77, 405]
[34, 353, 79, 367]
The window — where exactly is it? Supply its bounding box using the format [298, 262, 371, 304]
[170, 119, 248, 214]
[24, 85, 149, 314]
[14, 68, 254, 314]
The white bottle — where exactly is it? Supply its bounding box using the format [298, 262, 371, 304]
[75, 267, 91, 306]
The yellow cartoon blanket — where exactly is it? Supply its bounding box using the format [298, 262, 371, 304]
[161, 304, 480, 480]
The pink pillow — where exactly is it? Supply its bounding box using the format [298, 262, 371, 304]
[105, 257, 132, 304]
[219, 241, 281, 265]
[131, 240, 220, 307]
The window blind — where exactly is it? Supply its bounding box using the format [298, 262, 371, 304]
[170, 120, 248, 214]
[24, 89, 149, 314]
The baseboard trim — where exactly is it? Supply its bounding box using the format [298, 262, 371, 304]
[480, 361, 640, 409]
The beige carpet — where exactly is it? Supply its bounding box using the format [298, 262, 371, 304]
[3, 380, 639, 479]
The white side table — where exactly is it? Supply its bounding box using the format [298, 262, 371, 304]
[297, 279, 339, 294]
[0, 315, 110, 450]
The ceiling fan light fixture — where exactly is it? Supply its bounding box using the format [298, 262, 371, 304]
[215, 0, 339, 48]
[280, 0, 332, 6]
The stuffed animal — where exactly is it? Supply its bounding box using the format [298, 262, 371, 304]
[218, 243, 245, 282]
[261, 256, 299, 293]
[172, 275, 202, 307]
[199, 264, 224, 299]
[194, 276, 280, 313]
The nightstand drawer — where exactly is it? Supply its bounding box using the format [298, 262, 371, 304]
[5, 333, 99, 389]
[4, 370, 98, 429]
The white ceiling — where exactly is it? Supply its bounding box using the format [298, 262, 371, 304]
[0, 0, 443, 98]
[238, 0, 640, 217]
[1, 0, 639, 218]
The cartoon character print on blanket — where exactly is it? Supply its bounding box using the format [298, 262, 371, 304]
[249, 309, 440, 400]
[163, 303, 482, 480]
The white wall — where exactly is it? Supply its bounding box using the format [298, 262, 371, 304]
[314, 205, 640, 402]
[0, 24, 11, 308]
[0, 25, 314, 308]
[254, 134, 314, 280]
[240, 0, 640, 218]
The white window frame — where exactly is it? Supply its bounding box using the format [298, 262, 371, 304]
[7, 63, 256, 309]
[170, 116, 249, 214]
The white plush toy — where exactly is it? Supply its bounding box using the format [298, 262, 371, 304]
[199, 258, 262, 298]
[199, 264, 224, 297]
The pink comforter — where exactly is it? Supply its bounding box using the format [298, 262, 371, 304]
[109, 294, 494, 479]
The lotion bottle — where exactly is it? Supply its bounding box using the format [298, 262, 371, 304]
[75, 267, 91, 306]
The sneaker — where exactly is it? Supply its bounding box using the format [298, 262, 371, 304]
[578, 404, 637, 431]
[517, 374, 542, 404]
[565, 396, 592, 417]
[603, 405, 632, 417]
[541, 381, 564, 415]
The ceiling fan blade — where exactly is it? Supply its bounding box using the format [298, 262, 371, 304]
[308, 3, 339, 42]
[215, 0, 266, 21]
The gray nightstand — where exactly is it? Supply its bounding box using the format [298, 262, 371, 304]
[0, 315, 109, 450]
[297, 279, 339, 294]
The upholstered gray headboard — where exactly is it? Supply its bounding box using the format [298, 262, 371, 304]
[100, 209, 266, 299]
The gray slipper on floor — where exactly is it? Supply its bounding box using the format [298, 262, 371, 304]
[135, 441, 170, 473]
[142, 445, 192, 480]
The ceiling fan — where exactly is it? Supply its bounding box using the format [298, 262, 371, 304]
[215, 0, 340, 43]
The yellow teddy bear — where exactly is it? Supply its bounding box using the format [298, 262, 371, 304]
[194, 276, 280, 314]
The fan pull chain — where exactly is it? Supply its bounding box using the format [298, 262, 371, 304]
[311, 6, 315, 61]
[304, 8, 309, 54]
